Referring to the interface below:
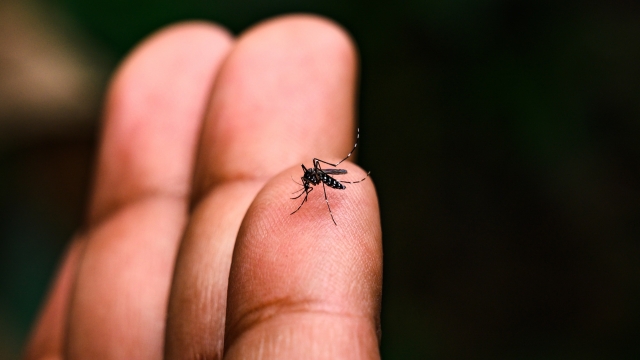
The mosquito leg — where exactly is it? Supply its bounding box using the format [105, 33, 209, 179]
[321, 180, 337, 226]
[313, 128, 361, 168]
[341, 171, 371, 184]
[291, 187, 312, 214]
[291, 179, 307, 198]
[291, 187, 306, 199]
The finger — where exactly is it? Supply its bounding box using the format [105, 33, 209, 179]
[23, 239, 85, 360]
[165, 15, 359, 359]
[87, 22, 232, 225]
[65, 23, 233, 359]
[225, 164, 382, 359]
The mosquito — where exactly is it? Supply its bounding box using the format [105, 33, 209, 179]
[290, 128, 370, 225]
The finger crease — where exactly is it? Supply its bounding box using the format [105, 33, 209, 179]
[225, 297, 370, 350]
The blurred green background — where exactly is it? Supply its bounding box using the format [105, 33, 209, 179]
[1, 0, 640, 358]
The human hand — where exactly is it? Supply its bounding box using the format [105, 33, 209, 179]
[24, 15, 382, 359]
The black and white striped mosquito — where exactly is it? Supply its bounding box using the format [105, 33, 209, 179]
[290, 128, 370, 225]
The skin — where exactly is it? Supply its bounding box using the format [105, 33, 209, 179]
[23, 14, 382, 360]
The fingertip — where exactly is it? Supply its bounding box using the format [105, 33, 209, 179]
[192, 14, 360, 194]
[239, 13, 358, 69]
[225, 163, 382, 356]
[238, 162, 380, 251]
[108, 21, 234, 111]
[90, 21, 234, 224]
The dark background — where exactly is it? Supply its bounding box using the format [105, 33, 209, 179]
[2, 0, 640, 358]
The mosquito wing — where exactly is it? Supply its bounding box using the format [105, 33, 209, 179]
[321, 168, 348, 175]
